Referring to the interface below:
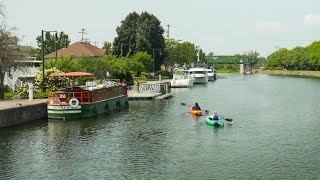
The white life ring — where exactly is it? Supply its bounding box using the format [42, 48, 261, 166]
[69, 98, 79, 108]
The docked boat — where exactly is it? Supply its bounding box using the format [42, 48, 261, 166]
[171, 70, 193, 88]
[47, 73, 128, 119]
[205, 118, 224, 127]
[205, 68, 216, 81]
[188, 67, 208, 84]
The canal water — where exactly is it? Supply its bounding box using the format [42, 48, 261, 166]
[1, 74, 320, 179]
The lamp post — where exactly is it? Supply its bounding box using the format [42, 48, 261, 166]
[41, 30, 58, 92]
[120, 43, 131, 56]
[153, 48, 162, 80]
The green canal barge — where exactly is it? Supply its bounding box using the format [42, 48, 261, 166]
[47, 78, 128, 119]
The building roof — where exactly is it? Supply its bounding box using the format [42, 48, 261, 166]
[45, 42, 106, 59]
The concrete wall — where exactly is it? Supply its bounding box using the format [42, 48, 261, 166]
[0, 103, 47, 128]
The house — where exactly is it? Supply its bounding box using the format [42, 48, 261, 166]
[3, 42, 40, 92]
[44, 42, 106, 59]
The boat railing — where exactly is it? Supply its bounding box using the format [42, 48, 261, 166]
[106, 79, 120, 83]
[134, 77, 147, 85]
[48, 91, 91, 105]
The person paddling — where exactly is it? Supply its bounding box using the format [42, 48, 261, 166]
[209, 111, 220, 121]
[192, 102, 201, 110]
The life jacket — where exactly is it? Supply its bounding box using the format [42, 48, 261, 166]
[213, 115, 219, 120]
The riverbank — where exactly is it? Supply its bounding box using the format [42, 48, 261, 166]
[256, 70, 320, 78]
[0, 99, 47, 128]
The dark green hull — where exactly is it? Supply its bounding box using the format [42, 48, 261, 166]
[48, 95, 128, 119]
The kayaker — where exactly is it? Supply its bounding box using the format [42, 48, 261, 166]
[210, 111, 220, 121]
[192, 102, 201, 110]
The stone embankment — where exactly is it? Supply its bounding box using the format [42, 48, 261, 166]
[0, 99, 47, 128]
[257, 70, 320, 78]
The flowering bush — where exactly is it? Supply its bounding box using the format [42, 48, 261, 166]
[35, 67, 70, 92]
[18, 83, 38, 99]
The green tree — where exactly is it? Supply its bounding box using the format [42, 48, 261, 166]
[164, 39, 196, 68]
[131, 51, 152, 75]
[0, 4, 19, 99]
[103, 41, 112, 54]
[45, 56, 76, 72]
[309, 41, 320, 70]
[113, 12, 139, 56]
[112, 11, 165, 71]
[36, 31, 70, 56]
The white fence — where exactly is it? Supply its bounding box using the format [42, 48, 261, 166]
[128, 83, 169, 95]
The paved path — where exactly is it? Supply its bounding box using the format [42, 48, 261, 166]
[0, 98, 47, 110]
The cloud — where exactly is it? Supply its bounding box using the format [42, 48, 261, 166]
[304, 14, 320, 26]
[255, 21, 289, 34]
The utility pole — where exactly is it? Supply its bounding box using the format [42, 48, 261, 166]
[78, 28, 88, 42]
[274, 45, 280, 52]
[167, 24, 170, 39]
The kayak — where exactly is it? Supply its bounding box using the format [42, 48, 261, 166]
[189, 107, 201, 116]
[206, 118, 224, 127]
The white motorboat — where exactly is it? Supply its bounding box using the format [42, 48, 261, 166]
[171, 70, 193, 88]
[205, 68, 216, 81]
[188, 67, 208, 84]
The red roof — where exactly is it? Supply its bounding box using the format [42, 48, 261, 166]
[45, 42, 106, 59]
[49, 72, 94, 77]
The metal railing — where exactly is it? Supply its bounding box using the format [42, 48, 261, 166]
[48, 91, 91, 105]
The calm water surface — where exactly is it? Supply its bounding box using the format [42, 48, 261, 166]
[1, 74, 320, 179]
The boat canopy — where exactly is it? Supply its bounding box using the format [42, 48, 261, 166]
[49, 72, 94, 77]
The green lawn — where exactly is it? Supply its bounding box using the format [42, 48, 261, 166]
[4, 92, 19, 100]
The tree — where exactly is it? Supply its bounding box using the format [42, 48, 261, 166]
[130, 52, 152, 76]
[112, 11, 165, 71]
[36, 31, 70, 56]
[164, 39, 196, 68]
[113, 12, 140, 56]
[102, 41, 112, 54]
[0, 3, 19, 99]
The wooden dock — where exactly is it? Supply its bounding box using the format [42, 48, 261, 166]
[127, 81, 173, 100]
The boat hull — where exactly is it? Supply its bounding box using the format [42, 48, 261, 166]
[193, 76, 208, 84]
[189, 107, 202, 116]
[48, 95, 128, 119]
[206, 118, 224, 127]
[207, 73, 214, 81]
[171, 79, 193, 88]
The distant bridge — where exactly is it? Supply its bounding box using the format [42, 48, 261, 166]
[206, 55, 257, 64]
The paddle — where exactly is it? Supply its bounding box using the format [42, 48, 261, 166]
[206, 116, 233, 122]
[181, 103, 210, 115]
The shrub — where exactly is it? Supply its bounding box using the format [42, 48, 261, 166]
[18, 83, 38, 99]
[155, 70, 172, 78]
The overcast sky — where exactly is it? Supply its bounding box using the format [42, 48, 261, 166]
[3, 0, 320, 57]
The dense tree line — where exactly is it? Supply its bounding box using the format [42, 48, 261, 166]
[266, 41, 320, 70]
[42, 52, 152, 86]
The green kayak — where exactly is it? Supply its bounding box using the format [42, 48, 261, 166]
[206, 118, 224, 127]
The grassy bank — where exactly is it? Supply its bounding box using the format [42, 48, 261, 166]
[256, 70, 320, 78]
[3, 92, 19, 100]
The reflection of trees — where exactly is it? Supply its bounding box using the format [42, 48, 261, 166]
[47, 117, 102, 157]
[117, 101, 170, 176]
[0, 121, 47, 178]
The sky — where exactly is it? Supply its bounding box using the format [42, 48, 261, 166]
[2, 0, 320, 57]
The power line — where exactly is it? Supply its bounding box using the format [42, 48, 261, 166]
[78, 28, 88, 42]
